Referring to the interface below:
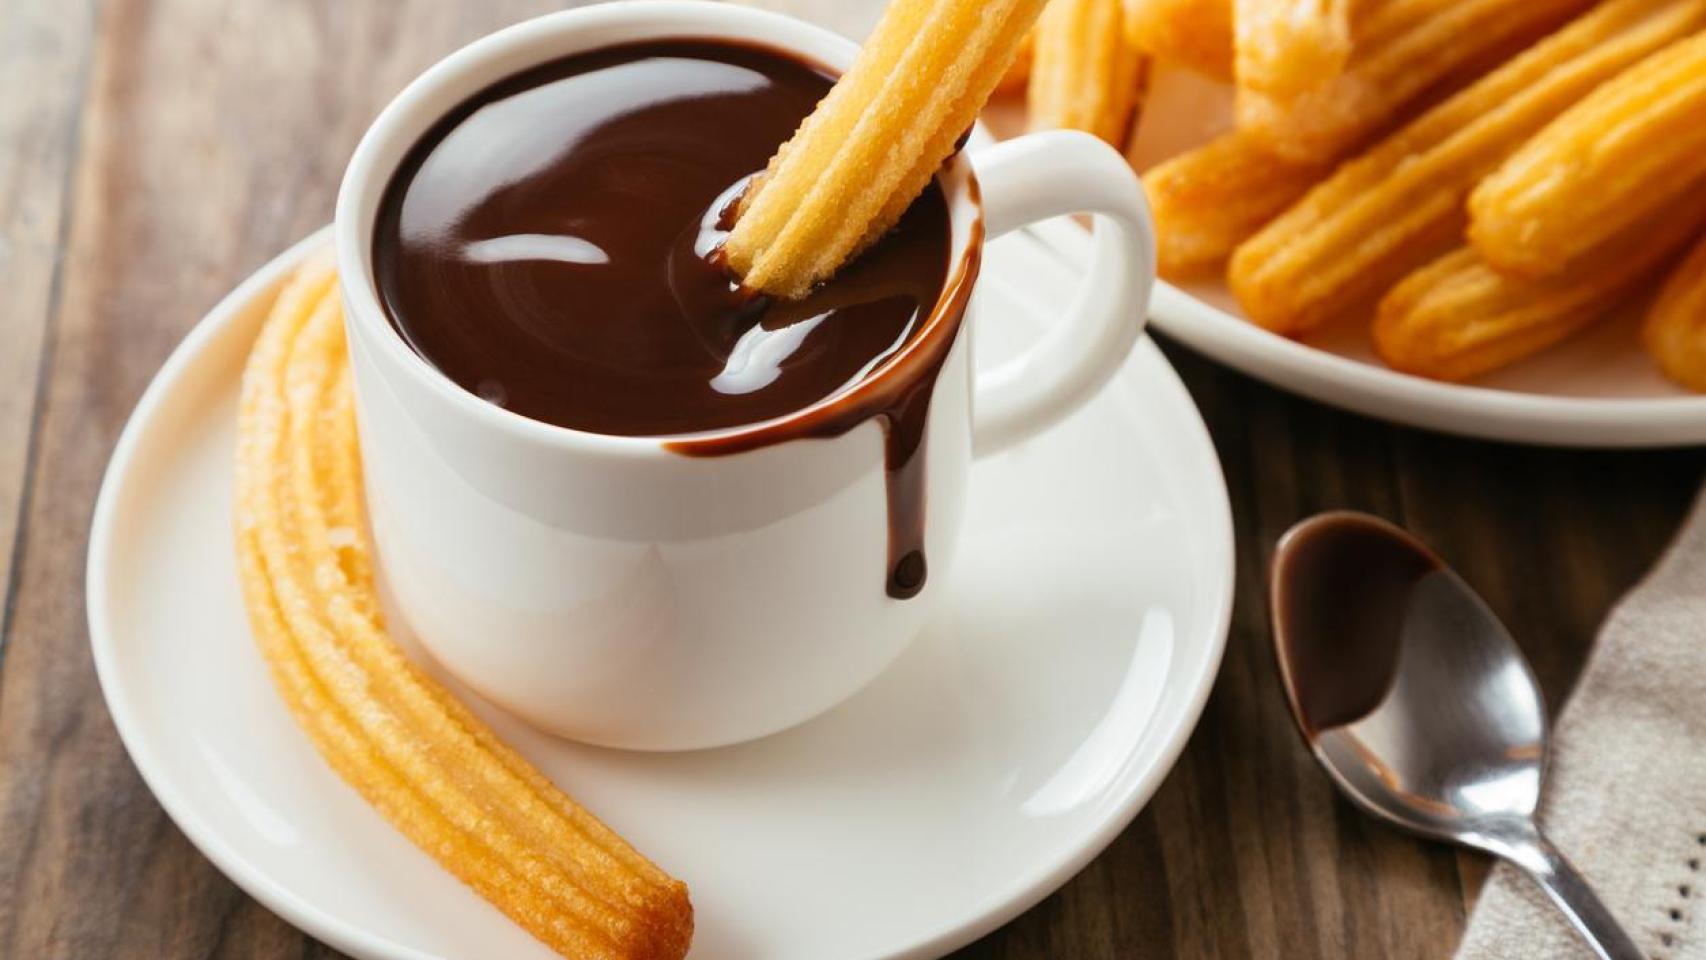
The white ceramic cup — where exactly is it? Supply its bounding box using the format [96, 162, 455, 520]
[335, 0, 1155, 751]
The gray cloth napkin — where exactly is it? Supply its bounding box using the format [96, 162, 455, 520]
[1456, 489, 1706, 960]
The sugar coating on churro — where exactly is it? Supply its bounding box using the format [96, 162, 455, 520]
[1230, 0, 1706, 336]
[1029, 0, 1149, 145]
[1470, 31, 1706, 279]
[235, 255, 693, 960]
[1645, 231, 1706, 392]
[1375, 190, 1706, 382]
[723, 0, 1048, 299]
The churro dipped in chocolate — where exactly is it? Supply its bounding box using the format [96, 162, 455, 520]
[723, 0, 1047, 299]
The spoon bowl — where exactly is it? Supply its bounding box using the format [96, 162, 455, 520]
[1270, 512, 1641, 960]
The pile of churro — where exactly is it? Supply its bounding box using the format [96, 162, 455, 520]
[1003, 0, 1706, 388]
[234, 253, 693, 960]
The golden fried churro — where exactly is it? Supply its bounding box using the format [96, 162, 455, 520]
[1141, 131, 1330, 277]
[1028, 0, 1148, 145]
[1144, 0, 1533, 276]
[1230, 0, 1706, 336]
[1237, 0, 1595, 163]
[235, 255, 693, 960]
[996, 27, 1034, 94]
[723, 0, 1047, 299]
[1233, 0, 1352, 100]
[1130, 0, 1233, 79]
[1644, 231, 1706, 391]
[1470, 32, 1706, 278]
[1375, 191, 1706, 381]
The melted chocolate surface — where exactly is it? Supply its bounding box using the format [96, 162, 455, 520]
[373, 40, 971, 599]
[1271, 513, 1441, 737]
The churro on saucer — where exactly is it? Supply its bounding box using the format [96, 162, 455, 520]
[235, 255, 693, 960]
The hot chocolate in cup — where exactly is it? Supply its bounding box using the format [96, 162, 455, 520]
[336, 0, 1156, 751]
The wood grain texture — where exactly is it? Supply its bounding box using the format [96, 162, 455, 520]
[0, 2, 561, 957]
[0, 1, 1701, 958]
[0, 0, 96, 646]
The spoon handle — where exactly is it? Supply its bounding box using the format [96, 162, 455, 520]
[1493, 824, 1645, 960]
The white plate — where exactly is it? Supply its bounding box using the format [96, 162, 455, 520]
[1121, 67, 1706, 448]
[87, 226, 1234, 960]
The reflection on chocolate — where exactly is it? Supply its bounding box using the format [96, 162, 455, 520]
[373, 40, 971, 599]
[1270, 513, 1442, 737]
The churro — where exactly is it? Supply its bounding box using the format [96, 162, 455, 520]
[1141, 131, 1330, 278]
[1130, 0, 1233, 79]
[1236, 0, 1595, 163]
[1375, 192, 1706, 381]
[1470, 32, 1706, 278]
[1230, 0, 1706, 336]
[1233, 0, 1352, 100]
[1644, 231, 1706, 391]
[1028, 0, 1148, 145]
[723, 0, 1047, 299]
[235, 255, 693, 960]
[996, 28, 1034, 94]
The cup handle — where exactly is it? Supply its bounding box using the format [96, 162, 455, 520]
[967, 130, 1156, 458]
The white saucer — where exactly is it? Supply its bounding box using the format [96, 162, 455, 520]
[1122, 67, 1706, 448]
[87, 226, 1234, 960]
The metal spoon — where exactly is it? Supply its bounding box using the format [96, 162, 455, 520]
[1268, 511, 1642, 960]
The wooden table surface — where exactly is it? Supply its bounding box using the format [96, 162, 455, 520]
[1, 1, 1701, 957]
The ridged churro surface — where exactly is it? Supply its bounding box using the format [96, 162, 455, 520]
[1230, 0, 1706, 336]
[1145, 0, 1574, 280]
[1141, 131, 1328, 278]
[1029, 0, 1148, 145]
[235, 254, 693, 960]
[1375, 192, 1706, 381]
[1470, 31, 1706, 278]
[723, 0, 1047, 299]
[1235, 0, 1594, 163]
